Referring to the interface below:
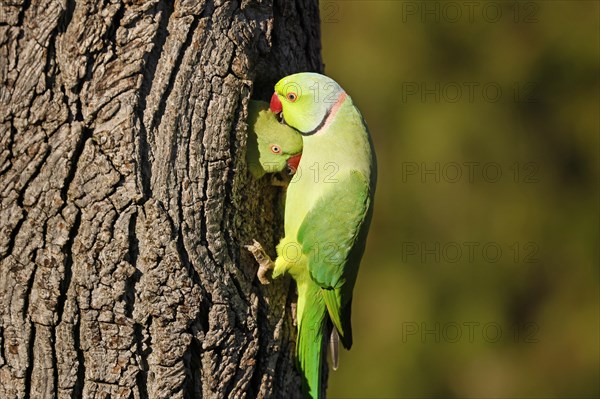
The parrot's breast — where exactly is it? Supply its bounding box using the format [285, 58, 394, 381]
[283, 99, 374, 239]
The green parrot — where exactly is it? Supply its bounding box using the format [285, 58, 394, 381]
[246, 73, 377, 398]
[246, 100, 303, 179]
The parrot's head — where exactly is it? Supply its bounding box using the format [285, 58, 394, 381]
[270, 73, 346, 135]
[248, 101, 303, 176]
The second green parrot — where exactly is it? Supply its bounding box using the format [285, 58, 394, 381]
[246, 100, 303, 179]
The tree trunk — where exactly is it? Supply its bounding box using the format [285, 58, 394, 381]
[0, 0, 322, 397]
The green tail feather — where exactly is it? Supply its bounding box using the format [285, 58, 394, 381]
[297, 285, 329, 399]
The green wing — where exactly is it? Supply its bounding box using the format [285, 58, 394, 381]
[297, 170, 372, 348]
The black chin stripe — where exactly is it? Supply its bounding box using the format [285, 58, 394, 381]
[298, 91, 347, 136]
[299, 107, 332, 136]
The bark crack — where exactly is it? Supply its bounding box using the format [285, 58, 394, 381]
[105, 3, 125, 60]
[183, 329, 202, 399]
[55, 208, 81, 325]
[124, 209, 139, 319]
[73, 304, 85, 397]
[148, 16, 199, 134]
[22, 250, 38, 320]
[137, 2, 175, 201]
[24, 322, 35, 398]
[1, 131, 12, 172]
[3, 215, 26, 262]
[222, 95, 244, 264]
[58, 0, 75, 33]
[17, 0, 31, 27]
[51, 323, 58, 399]
[60, 127, 92, 203]
[133, 320, 149, 399]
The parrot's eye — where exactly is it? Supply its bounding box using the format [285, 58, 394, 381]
[270, 145, 282, 154]
[286, 92, 298, 102]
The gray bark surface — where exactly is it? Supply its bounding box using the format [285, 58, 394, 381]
[0, 0, 322, 397]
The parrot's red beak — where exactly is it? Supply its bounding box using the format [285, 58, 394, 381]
[287, 153, 302, 174]
[270, 92, 283, 114]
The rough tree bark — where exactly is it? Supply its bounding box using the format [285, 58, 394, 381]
[0, 0, 323, 397]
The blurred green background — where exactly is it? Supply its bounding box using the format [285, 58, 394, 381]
[319, 1, 599, 398]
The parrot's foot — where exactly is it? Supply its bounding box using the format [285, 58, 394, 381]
[245, 239, 274, 285]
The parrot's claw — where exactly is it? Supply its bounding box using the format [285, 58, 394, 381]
[257, 265, 272, 285]
[245, 239, 274, 285]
